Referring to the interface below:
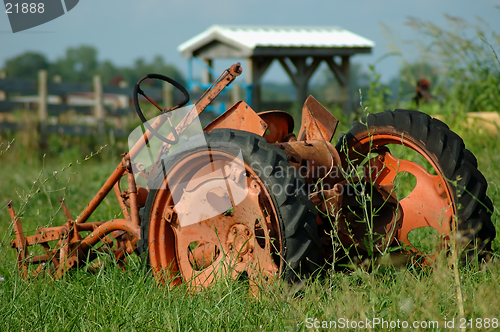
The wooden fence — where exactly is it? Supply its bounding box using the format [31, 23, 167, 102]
[0, 70, 295, 148]
[0, 70, 196, 147]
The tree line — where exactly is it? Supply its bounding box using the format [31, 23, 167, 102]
[1, 45, 185, 88]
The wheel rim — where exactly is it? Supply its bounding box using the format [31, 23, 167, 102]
[148, 149, 282, 288]
[348, 133, 455, 262]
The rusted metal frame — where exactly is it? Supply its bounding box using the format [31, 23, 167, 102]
[297, 96, 338, 142]
[10, 226, 64, 248]
[185, 62, 242, 129]
[25, 254, 52, 264]
[114, 233, 134, 260]
[275, 140, 342, 187]
[59, 233, 70, 272]
[54, 197, 84, 275]
[13, 218, 108, 278]
[15, 222, 104, 247]
[55, 235, 70, 270]
[55, 256, 79, 278]
[42, 237, 65, 268]
[7, 201, 27, 278]
[59, 197, 83, 245]
[41, 242, 60, 268]
[300, 97, 339, 188]
[115, 232, 135, 270]
[31, 264, 47, 278]
[78, 219, 140, 253]
[75, 163, 127, 225]
[257, 111, 294, 143]
[60, 198, 74, 223]
[52, 219, 139, 277]
[9, 193, 137, 276]
[114, 181, 130, 219]
[17, 234, 65, 277]
[99, 233, 115, 247]
[76, 222, 104, 232]
[10, 218, 117, 251]
[90, 236, 129, 261]
[125, 158, 140, 227]
[96, 241, 128, 271]
[204, 101, 268, 136]
[61, 159, 136, 272]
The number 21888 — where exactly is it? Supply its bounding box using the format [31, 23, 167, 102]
[5, 3, 45, 14]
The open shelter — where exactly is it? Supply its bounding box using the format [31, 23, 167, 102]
[178, 26, 374, 114]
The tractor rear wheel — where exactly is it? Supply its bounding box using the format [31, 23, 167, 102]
[139, 129, 319, 287]
[336, 109, 495, 263]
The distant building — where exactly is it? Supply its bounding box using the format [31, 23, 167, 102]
[179, 25, 374, 114]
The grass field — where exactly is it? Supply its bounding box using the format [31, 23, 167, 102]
[0, 105, 499, 331]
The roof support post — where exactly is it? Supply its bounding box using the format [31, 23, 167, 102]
[247, 57, 274, 111]
[326, 55, 352, 115]
[202, 58, 213, 85]
[340, 55, 352, 115]
[278, 56, 322, 106]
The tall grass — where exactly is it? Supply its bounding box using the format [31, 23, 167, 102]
[0, 108, 498, 331]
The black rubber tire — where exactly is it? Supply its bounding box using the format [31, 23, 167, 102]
[138, 128, 320, 281]
[336, 109, 496, 261]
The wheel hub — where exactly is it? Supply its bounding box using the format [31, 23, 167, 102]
[226, 223, 253, 262]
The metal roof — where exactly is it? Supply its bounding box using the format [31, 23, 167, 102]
[179, 25, 375, 57]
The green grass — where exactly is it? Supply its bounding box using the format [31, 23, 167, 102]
[0, 110, 499, 331]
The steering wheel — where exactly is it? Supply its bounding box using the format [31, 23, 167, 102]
[133, 74, 190, 144]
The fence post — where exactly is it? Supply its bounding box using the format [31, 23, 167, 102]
[0, 71, 6, 101]
[93, 75, 105, 145]
[38, 70, 48, 150]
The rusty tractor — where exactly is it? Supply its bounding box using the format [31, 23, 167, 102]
[8, 63, 496, 287]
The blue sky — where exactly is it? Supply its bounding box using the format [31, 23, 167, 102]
[1, 0, 499, 84]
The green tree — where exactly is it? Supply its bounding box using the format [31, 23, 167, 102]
[98, 60, 123, 86]
[3, 46, 186, 89]
[50, 45, 99, 83]
[3, 52, 49, 79]
[122, 55, 185, 87]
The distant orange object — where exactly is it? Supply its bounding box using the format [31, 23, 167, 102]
[413, 78, 433, 106]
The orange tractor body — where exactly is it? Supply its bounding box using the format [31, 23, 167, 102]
[8, 63, 495, 287]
